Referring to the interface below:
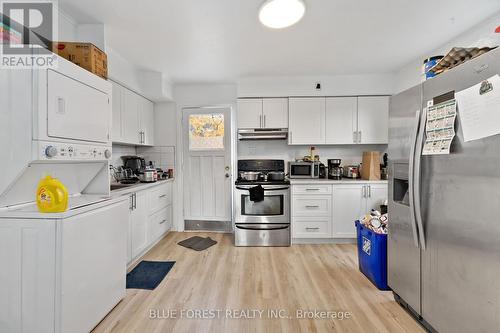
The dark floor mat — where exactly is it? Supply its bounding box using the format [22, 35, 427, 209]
[178, 236, 218, 251]
[126, 261, 175, 290]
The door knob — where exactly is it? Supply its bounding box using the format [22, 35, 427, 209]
[225, 173, 230, 178]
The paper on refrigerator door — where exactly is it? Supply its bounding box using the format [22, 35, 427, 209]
[422, 100, 457, 155]
[455, 74, 500, 142]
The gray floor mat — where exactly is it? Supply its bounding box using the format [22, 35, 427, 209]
[178, 236, 217, 251]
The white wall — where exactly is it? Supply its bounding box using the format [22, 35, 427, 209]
[395, 11, 500, 93]
[238, 74, 395, 97]
[171, 83, 238, 231]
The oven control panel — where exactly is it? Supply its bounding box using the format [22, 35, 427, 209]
[35, 142, 112, 160]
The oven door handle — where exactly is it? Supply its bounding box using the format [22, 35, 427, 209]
[235, 224, 289, 231]
[235, 186, 290, 191]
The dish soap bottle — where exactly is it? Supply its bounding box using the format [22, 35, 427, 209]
[36, 176, 68, 213]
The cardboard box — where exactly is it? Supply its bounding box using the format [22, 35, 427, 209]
[52, 42, 108, 79]
[361, 151, 381, 180]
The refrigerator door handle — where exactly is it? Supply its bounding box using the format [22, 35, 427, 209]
[408, 109, 421, 248]
[414, 107, 427, 250]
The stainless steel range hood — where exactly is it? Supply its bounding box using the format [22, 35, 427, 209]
[237, 128, 288, 141]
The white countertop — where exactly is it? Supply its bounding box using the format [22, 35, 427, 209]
[290, 178, 388, 185]
[110, 178, 174, 197]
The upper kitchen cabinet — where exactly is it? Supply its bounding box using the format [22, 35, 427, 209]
[325, 97, 358, 144]
[237, 98, 288, 129]
[263, 98, 288, 128]
[111, 82, 123, 142]
[237, 99, 262, 128]
[357, 96, 389, 144]
[140, 98, 155, 146]
[111, 81, 154, 146]
[288, 97, 325, 145]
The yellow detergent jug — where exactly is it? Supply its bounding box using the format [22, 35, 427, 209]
[36, 176, 69, 213]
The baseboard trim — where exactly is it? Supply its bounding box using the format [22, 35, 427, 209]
[184, 219, 232, 232]
[292, 238, 356, 245]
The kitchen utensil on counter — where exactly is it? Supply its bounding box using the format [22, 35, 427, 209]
[267, 171, 285, 181]
[381, 153, 388, 180]
[121, 156, 146, 176]
[138, 169, 156, 183]
[319, 163, 327, 179]
[327, 159, 343, 180]
[239, 171, 262, 181]
[343, 165, 359, 179]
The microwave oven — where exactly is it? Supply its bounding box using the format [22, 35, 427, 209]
[288, 161, 320, 179]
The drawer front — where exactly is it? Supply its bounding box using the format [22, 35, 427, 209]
[149, 183, 172, 214]
[293, 218, 332, 238]
[293, 196, 331, 217]
[148, 206, 172, 242]
[292, 184, 332, 195]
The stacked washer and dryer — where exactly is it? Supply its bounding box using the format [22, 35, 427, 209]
[0, 52, 128, 333]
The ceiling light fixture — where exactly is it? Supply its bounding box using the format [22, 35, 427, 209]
[259, 0, 306, 29]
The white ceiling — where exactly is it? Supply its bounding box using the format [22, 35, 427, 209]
[59, 0, 500, 83]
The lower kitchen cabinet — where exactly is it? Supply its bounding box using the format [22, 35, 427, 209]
[125, 181, 173, 264]
[332, 185, 365, 238]
[291, 182, 388, 241]
[129, 191, 149, 259]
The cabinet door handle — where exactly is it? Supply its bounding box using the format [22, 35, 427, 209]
[133, 193, 137, 209]
[259, 115, 262, 128]
[362, 186, 366, 198]
[159, 194, 166, 198]
[358, 131, 362, 143]
[305, 227, 320, 231]
[305, 205, 320, 208]
[368, 185, 371, 198]
[305, 188, 320, 191]
[263, 114, 266, 128]
[159, 219, 167, 224]
[353, 131, 357, 143]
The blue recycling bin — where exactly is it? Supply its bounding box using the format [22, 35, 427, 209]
[355, 220, 390, 290]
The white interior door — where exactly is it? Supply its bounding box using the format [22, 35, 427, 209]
[183, 107, 232, 222]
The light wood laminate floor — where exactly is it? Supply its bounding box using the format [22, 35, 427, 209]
[93, 232, 424, 333]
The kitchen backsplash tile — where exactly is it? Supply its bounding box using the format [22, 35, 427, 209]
[137, 146, 175, 170]
[237, 141, 387, 170]
[111, 144, 137, 167]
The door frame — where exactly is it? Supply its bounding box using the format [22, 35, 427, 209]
[180, 105, 236, 228]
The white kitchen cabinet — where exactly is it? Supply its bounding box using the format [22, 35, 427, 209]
[237, 99, 262, 128]
[293, 218, 332, 239]
[366, 183, 388, 211]
[325, 97, 358, 144]
[237, 98, 288, 129]
[263, 98, 288, 128]
[289, 97, 325, 144]
[126, 182, 174, 265]
[291, 183, 333, 239]
[111, 81, 123, 142]
[112, 81, 155, 146]
[140, 98, 155, 146]
[332, 184, 365, 238]
[121, 88, 141, 144]
[129, 191, 149, 259]
[357, 96, 389, 144]
[332, 183, 388, 238]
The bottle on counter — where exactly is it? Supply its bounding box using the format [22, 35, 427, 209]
[36, 175, 68, 213]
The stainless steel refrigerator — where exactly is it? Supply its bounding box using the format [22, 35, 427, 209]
[388, 47, 500, 333]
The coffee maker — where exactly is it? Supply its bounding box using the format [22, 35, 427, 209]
[328, 159, 343, 180]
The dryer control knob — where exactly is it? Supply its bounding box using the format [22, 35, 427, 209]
[45, 146, 58, 158]
[104, 149, 112, 159]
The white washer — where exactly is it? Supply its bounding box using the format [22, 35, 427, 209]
[0, 196, 128, 333]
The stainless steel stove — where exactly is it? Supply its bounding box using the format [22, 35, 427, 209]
[234, 159, 290, 247]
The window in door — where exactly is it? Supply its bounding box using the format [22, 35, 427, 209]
[188, 113, 225, 150]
